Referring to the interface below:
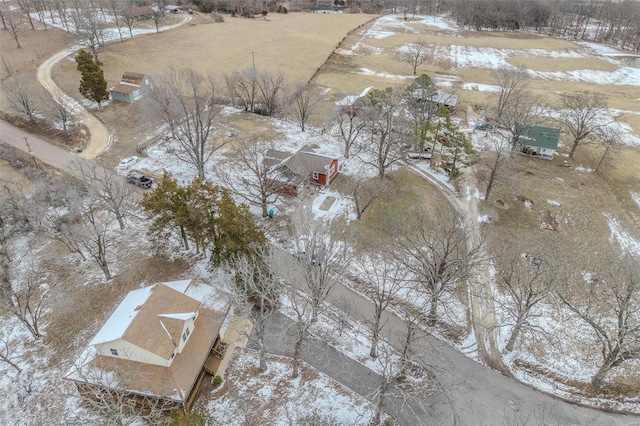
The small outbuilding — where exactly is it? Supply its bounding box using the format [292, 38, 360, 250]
[517, 124, 561, 160]
[109, 72, 152, 103]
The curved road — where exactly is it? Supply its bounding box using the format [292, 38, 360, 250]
[35, 14, 194, 160]
[272, 247, 639, 426]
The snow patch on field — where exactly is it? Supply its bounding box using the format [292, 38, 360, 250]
[632, 192, 640, 210]
[605, 214, 640, 256]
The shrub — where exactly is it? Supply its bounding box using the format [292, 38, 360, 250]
[212, 375, 223, 387]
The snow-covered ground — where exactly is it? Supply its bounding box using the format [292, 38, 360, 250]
[207, 347, 376, 425]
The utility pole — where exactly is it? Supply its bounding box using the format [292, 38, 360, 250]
[23, 136, 38, 168]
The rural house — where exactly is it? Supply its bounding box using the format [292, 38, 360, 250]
[128, 5, 154, 19]
[412, 88, 458, 113]
[65, 279, 234, 412]
[335, 86, 374, 113]
[109, 72, 152, 103]
[264, 147, 339, 197]
[517, 124, 561, 160]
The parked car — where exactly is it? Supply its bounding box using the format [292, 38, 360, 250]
[475, 122, 493, 131]
[117, 156, 138, 170]
[126, 172, 153, 189]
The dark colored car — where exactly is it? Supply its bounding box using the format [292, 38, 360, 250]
[475, 122, 493, 131]
[126, 172, 153, 189]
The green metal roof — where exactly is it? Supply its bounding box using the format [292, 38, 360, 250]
[517, 124, 561, 149]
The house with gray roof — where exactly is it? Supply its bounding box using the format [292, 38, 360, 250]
[264, 147, 339, 196]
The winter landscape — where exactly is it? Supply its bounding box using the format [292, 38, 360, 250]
[0, 1, 639, 425]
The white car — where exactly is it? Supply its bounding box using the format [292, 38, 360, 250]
[117, 156, 138, 170]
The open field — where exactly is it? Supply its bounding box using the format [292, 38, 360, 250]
[47, 12, 375, 166]
[315, 15, 640, 133]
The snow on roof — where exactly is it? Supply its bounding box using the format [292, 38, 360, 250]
[335, 86, 373, 106]
[161, 279, 192, 293]
[88, 279, 193, 346]
[158, 312, 196, 321]
[89, 286, 154, 346]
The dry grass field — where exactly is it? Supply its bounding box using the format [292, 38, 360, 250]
[47, 12, 375, 166]
[314, 16, 640, 135]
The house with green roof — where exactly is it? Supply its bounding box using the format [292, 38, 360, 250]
[517, 124, 561, 160]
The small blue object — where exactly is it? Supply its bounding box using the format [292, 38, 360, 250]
[268, 209, 275, 218]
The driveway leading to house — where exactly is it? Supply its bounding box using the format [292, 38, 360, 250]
[35, 14, 194, 160]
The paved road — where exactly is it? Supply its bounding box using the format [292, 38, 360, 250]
[251, 311, 451, 425]
[271, 248, 639, 426]
[0, 120, 81, 172]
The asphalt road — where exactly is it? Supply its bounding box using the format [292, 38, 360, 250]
[271, 248, 639, 426]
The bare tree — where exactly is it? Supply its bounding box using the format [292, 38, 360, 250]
[225, 67, 259, 113]
[334, 101, 366, 159]
[71, 7, 106, 63]
[556, 253, 640, 387]
[594, 127, 622, 173]
[351, 254, 408, 358]
[0, 250, 54, 340]
[73, 160, 136, 230]
[107, 0, 124, 42]
[400, 40, 431, 75]
[493, 66, 529, 122]
[362, 87, 405, 180]
[343, 175, 390, 220]
[494, 244, 557, 352]
[499, 93, 545, 151]
[73, 204, 116, 280]
[14, 0, 34, 30]
[3, 77, 39, 122]
[150, 68, 224, 179]
[3, 9, 25, 48]
[291, 218, 350, 324]
[256, 69, 285, 116]
[227, 249, 281, 372]
[151, 7, 165, 33]
[556, 92, 611, 158]
[0, 182, 57, 340]
[45, 194, 116, 280]
[0, 7, 6, 30]
[283, 285, 314, 379]
[217, 138, 285, 218]
[391, 207, 483, 325]
[483, 134, 511, 200]
[289, 83, 320, 132]
[0, 334, 22, 373]
[50, 93, 75, 132]
[119, 3, 138, 39]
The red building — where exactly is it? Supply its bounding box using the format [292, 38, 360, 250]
[264, 147, 339, 196]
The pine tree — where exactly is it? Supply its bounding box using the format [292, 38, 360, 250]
[75, 49, 109, 108]
[141, 174, 265, 263]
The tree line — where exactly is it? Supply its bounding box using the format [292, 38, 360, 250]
[448, 0, 640, 52]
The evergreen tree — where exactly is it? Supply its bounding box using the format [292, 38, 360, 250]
[141, 174, 265, 264]
[75, 49, 109, 108]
